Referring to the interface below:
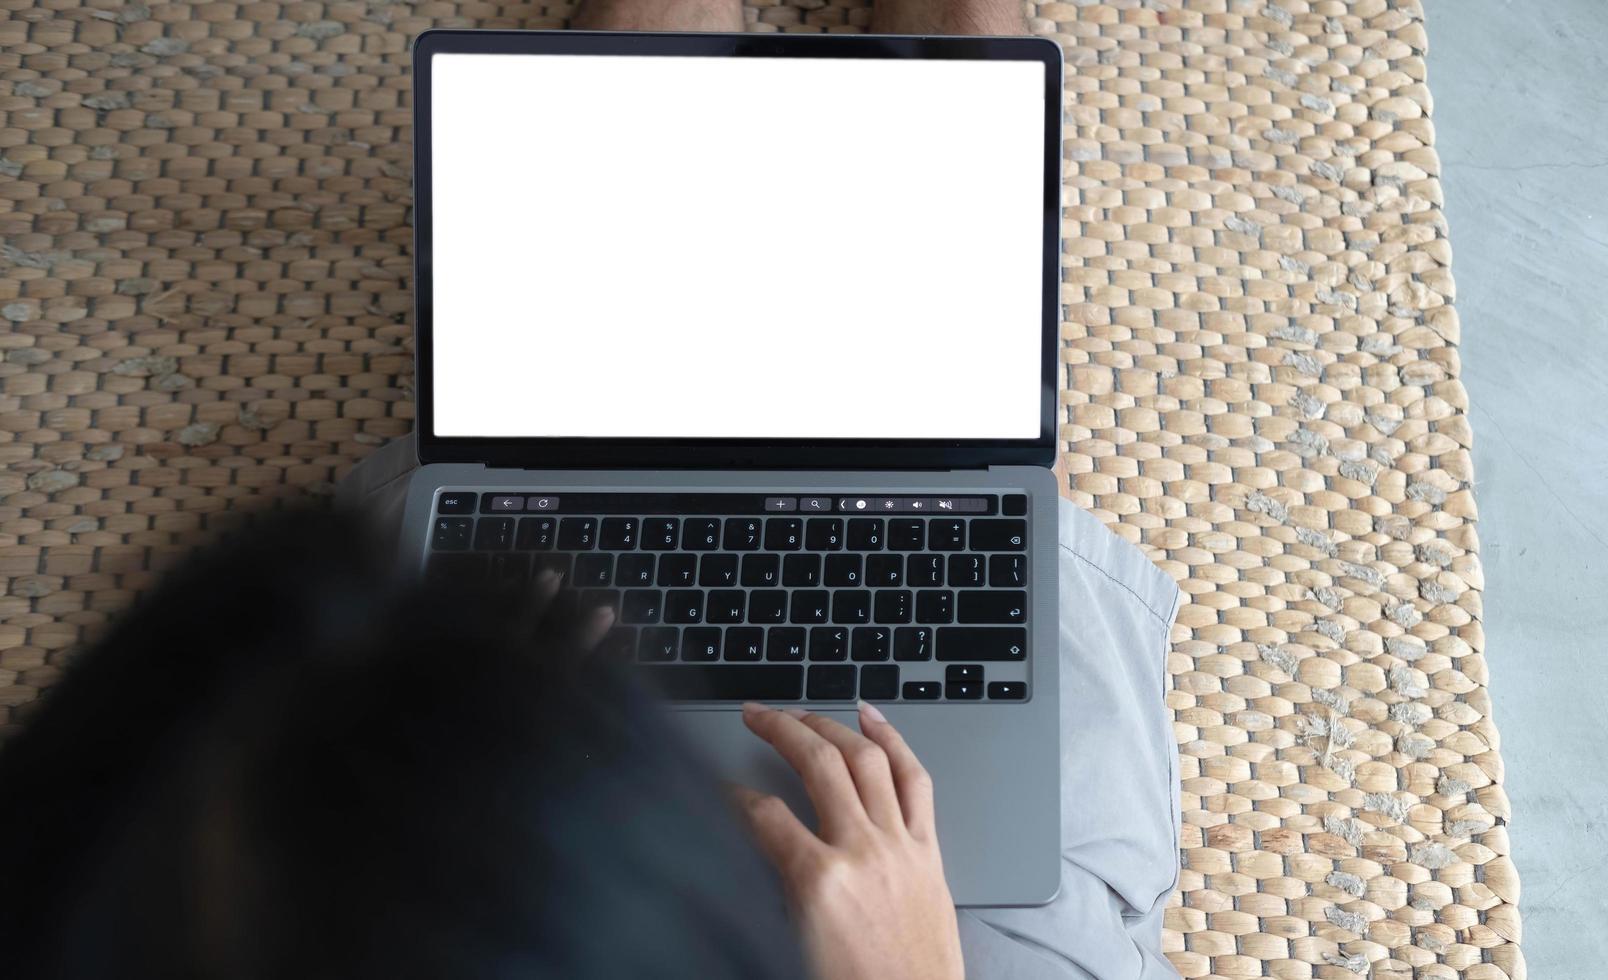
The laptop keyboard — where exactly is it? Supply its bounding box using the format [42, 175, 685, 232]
[426, 492, 1032, 704]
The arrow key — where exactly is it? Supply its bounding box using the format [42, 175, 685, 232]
[987, 681, 1027, 700]
[946, 681, 983, 700]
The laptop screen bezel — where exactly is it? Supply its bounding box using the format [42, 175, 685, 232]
[412, 29, 1061, 469]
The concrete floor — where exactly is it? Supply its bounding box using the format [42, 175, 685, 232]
[1424, 0, 1608, 973]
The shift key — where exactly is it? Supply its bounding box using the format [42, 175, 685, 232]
[937, 627, 1027, 661]
[957, 590, 1028, 623]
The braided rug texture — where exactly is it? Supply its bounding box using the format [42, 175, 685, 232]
[0, 0, 1520, 977]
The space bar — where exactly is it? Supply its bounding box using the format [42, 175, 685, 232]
[640, 665, 804, 701]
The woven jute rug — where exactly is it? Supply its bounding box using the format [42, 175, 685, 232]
[0, 0, 1521, 976]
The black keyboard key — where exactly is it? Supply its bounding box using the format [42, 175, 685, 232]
[767, 627, 807, 662]
[580, 589, 620, 615]
[860, 665, 899, 701]
[432, 517, 472, 551]
[888, 519, 925, 551]
[683, 518, 722, 551]
[615, 553, 655, 586]
[937, 627, 1027, 661]
[764, 518, 803, 551]
[988, 681, 1027, 700]
[958, 590, 1027, 624]
[948, 554, 985, 588]
[699, 554, 740, 587]
[622, 589, 663, 624]
[903, 681, 941, 700]
[558, 518, 597, 551]
[823, 554, 862, 587]
[706, 589, 746, 624]
[851, 627, 891, 662]
[682, 627, 721, 662]
[946, 664, 984, 684]
[749, 589, 788, 624]
[517, 516, 557, 550]
[866, 554, 903, 587]
[474, 517, 516, 551]
[724, 518, 763, 551]
[915, 590, 953, 624]
[873, 589, 912, 624]
[573, 553, 613, 587]
[639, 627, 679, 662]
[724, 627, 765, 662]
[488, 552, 529, 584]
[664, 590, 704, 624]
[929, 520, 966, 551]
[597, 626, 637, 663]
[783, 553, 822, 587]
[847, 518, 884, 551]
[642, 665, 804, 701]
[805, 518, 843, 551]
[550, 588, 590, 617]
[436, 491, 475, 515]
[831, 590, 871, 624]
[741, 553, 780, 587]
[644, 518, 680, 550]
[791, 590, 831, 625]
[970, 519, 1027, 551]
[807, 665, 857, 701]
[1003, 494, 1028, 517]
[907, 554, 944, 587]
[989, 554, 1027, 587]
[531, 553, 571, 580]
[600, 517, 639, 550]
[809, 626, 849, 661]
[657, 554, 697, 587]
[894, 626, 933, 661]
[947, 681, 983, 700]
[426, 551, 486, 584]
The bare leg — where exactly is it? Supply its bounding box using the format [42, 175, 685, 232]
[871, 0, 1027, 35]
[571, 0, 744, 32]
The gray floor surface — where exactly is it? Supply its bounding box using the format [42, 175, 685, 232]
[1424, 1, 1608, 975]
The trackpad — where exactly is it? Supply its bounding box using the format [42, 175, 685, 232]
[669, 708, 860, 832]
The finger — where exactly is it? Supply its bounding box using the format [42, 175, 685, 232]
[577, 604, 616, 651]
[726, 783, 822, 883]
[515, 569, 564, 637]
[795, 709, 903, 831]
[533, 567, 563, 604]
[740, 703, 866, 839]
[525, 581, 616, 659]
[857, 701, 936, 839]
[546, 595, 616, 654]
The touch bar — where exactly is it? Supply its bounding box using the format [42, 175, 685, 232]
[469, 492, 999, 515]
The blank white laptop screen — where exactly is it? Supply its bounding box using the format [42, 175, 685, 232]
[429, 53, 1046, 440]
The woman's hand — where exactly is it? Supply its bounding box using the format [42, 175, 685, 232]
[519, 568, 617, 654]
[732, 702, 964, 980]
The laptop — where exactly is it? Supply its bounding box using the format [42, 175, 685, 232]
[400, 28, 1064, 907]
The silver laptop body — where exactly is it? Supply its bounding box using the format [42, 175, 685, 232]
[398, 28, 1065, 906]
